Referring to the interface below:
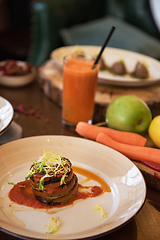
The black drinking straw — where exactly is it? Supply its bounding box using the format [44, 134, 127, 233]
[92, 26, 115, 69]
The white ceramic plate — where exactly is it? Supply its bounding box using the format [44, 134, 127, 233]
[0, 96, 14, 135]
[0, 136, 146, 239]
[0, 61, 36, 87]
[51, 45, 160, 87]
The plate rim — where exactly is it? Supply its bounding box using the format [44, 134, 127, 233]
[0, 96, 14, 135]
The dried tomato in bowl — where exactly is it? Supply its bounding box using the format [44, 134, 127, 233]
[0, 59, 32, 76]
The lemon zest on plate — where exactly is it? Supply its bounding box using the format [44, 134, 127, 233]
[93, 204, 108, 218]
[43, 217, 61, 234]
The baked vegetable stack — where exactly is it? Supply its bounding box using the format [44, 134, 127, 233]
[25, 151, 78, 205]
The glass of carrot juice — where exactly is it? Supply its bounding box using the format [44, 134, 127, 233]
[62, 53, 99, 127]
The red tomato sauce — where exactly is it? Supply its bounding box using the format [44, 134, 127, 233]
[9, 166, 111, 209]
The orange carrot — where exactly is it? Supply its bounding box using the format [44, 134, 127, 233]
[96, 132, 160, 165]
[76, 122, 146, 147]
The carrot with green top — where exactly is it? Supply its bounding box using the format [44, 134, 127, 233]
[96, 132, 160, 165]
[76, 122, 147, 147]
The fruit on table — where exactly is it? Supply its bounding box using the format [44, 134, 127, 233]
[148, 115, 160, 148]
[106, 95, 152, 134]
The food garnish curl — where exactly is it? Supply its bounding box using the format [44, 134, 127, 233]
[93, 204, 108, 218]
[25, 151, 71, 189]
[43, 217, 61, 234]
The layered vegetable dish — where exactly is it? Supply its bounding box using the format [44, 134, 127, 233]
[25, 151, 78, 205]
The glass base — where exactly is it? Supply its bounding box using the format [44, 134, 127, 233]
[62, 119, 77, 128]
[62, 119, 92, 128]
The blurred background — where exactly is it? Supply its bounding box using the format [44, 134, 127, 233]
[0, 0, 31, 62]
[0, 0, 159, 66]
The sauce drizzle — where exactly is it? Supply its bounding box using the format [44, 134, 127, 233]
[9, 166, 111, 209]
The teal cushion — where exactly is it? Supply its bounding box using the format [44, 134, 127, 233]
[60, 16, 160, 59]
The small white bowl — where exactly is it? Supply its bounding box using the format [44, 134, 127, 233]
[0, 60, 36, 87]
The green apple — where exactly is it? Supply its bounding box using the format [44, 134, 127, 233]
[106, 95, 152, 134]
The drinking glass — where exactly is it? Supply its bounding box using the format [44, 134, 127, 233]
[62, 53, 99, 127]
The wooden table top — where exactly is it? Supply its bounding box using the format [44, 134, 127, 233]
[0, 78, 160, 240]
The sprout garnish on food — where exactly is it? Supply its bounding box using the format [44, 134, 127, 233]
[25, 151, 71, 189]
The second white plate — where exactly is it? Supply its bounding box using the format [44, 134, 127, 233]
[51, 45, 160, 87]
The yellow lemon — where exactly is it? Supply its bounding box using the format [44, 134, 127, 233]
[148, 115, 160, 148]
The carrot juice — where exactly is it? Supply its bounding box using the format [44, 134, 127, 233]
[62, 54, 99, 126]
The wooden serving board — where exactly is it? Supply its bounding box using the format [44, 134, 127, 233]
[38, 60, 160, 191]
[133, 161, 160, 191]
[133, 133, 160, 191]
[38, 60, 160, 122]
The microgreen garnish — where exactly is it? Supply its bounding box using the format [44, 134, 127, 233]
[7, 181, 15, 185]
[25, 151, 71, 189]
